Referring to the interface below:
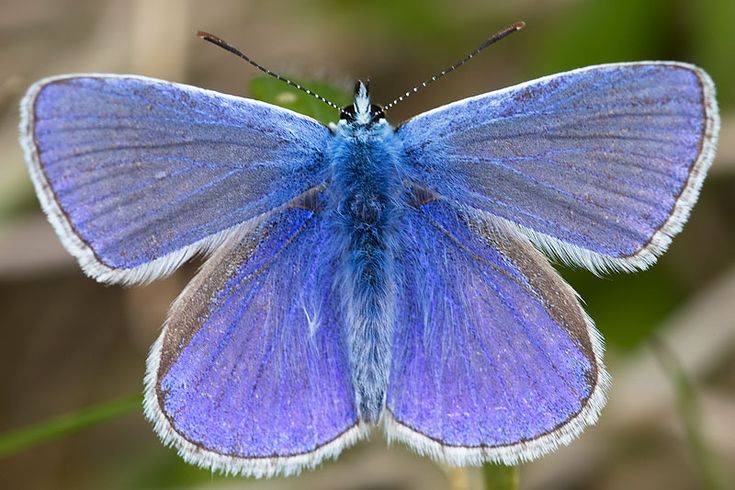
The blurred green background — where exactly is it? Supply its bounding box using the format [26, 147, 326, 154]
[1, 1, 734, 489]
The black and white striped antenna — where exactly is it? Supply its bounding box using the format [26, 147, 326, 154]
[197, 31, 342, 112]
[383, 21, 525, 112]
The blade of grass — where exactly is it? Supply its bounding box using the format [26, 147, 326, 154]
[484, 464, 519, 490]
[650, 337, 730, 490]
[0, 393, 142, 458]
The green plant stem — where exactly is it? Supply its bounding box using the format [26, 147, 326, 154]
[484, 464, 519, 490]
[650, 337, 730, 490]
[0, 394, 142, 458]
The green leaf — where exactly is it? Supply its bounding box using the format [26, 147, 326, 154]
[0, 394, 142, 458]
[484, 464, 519, 490]
[249, 75, 351, 124]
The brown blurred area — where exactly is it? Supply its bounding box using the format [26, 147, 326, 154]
[1, 1, 734, 489]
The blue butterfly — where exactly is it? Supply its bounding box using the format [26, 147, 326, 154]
[19, 22, 719, 477]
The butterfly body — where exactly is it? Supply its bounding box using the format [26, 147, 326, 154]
[20, 60, 718, 477]
[329, 108, 405, 422]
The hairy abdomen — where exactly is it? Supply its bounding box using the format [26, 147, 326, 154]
[328, 123, 403, 423]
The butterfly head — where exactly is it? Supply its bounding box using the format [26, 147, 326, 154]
[340, 80, 385, 126]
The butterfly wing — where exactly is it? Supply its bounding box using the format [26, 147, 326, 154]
[20, 74, 329, 284]
[384, 199, 609, 465]
[398, 62, 719, 273]
[144, 197, 365, 477]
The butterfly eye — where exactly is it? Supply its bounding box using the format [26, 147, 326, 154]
[370, 104, 385, 121]
[340, 104, 357, 122]
[339, 104, 385, 124]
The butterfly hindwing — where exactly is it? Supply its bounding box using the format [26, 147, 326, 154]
[398, 62, 719, 273]
[20, 75, 329, 284]
[384, 199, 609, 465]
[144, 200, 366, 477]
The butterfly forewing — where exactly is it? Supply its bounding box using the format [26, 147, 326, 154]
[398, 62, 719, 273]
[21, 75, 330, 284]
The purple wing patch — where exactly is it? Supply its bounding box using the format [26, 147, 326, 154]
[144, 204, 366, 477]
[398, 63, 719, 272]
[20, 75, 329, 284]
[384, 200, 609, 465]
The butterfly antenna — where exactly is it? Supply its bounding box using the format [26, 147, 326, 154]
[383, 21, 525, 112]
[197, 31, 342, 111]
